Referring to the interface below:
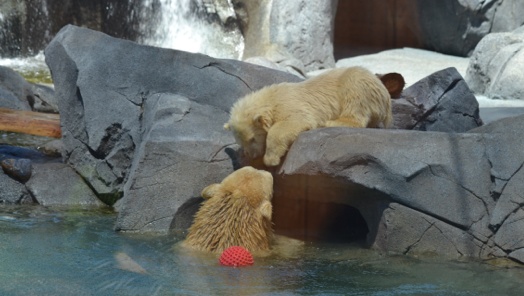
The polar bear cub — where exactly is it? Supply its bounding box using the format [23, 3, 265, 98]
[182, 166, 273, 254]
[224, 66, 392, 167]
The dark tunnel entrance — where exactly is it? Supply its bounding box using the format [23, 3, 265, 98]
[272, 174, 390, 245]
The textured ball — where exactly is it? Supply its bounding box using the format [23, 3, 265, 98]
[219, 246, 254, 267]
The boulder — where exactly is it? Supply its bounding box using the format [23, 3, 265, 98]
[0, 66, 33, 110]
[44, 25, 301, 232]
[417, 0, 524, 57]
[392, 67, 483, 132]
[0, 145, 100, 207]
[0, 65, 59, 112]
[465, 30, 524, 100]
[0, 170, 33, 204]
[25, 162, 104, 207]
[275, 114, 524, 262]
[1, 158, 32, 183]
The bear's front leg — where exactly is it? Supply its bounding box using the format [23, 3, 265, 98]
[264, 121, 311, 167]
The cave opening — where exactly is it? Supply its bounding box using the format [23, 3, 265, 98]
[272, 174, 389, 245]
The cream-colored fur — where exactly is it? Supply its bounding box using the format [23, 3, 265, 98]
[224, 66, 392, 166]
[182, 166, 274, 255]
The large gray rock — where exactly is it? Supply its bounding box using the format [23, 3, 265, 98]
[0, 170, 33, 204]
[114, 93, 237, 232]
[0, 66, 33, 110]
[25, 163, 104, 207]
[392, 67, 482, 132]
[43, 24, 486, 235]
[417, 0, 524, 57]
[465, 31, 524, 100]
[0, 65, 58, 112]
[44, 25, 301, 232]
[0, 145, 99, 207]
[42, 25, 524, 264]
[276, 114, 524, 262]
[238, 0, 337, 71]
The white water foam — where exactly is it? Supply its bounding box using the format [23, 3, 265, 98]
[141, 0, 244, 59]
[0, 51, 51, 82]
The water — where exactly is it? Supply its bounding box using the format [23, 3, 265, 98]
[141, 0, 244, 59]
[0, 0, 244, 84]
[0, 205, 522, 296]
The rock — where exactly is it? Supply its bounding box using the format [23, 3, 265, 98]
[25, 163, 104, 208]
[1, 158, 32, 183]
[0, 170, 33, 204]
[41, 24, 524, 263]
[374, 203, 482, 258]
[44, 25, 301, 232]
[0, 66, 33, 110]
[238, 0, 337, 71]
[274, 114, 524, 261]
[469, 115, 524, 187]
[31, 83, 59, 113]
[40, 139, 64, 157]
[392, 67, 483, 132]
[468, 115, 524, 263]
[0, 65, 58, 113]
[417, 0, 524, 57]
[465, 31, 524, 100]
[113, 93, 237, 232]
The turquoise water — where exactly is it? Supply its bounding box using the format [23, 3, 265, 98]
[0, 205, 523, 296]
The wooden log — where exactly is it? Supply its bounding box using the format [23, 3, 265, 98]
[0, 108, 61, 138]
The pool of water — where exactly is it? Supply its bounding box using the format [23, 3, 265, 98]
[0, 205, 522, 296]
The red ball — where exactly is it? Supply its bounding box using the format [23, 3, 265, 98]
[219, 246, 254, 267]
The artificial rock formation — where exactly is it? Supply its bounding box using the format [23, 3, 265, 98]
[44, 25, 301, 232]
[238, 0, 338, 71]
[275, 117, 524, 263]
[41, 25, 524, 264]
[417, 0, 524, 57]
[466, 27, 524, 100]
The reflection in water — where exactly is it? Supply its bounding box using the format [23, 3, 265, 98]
[0, 205, 523, 295]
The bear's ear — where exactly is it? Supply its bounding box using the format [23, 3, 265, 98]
[376, 72, 405, 99]
[253, 114, 272, 131]
[258, 200, 272, 220]
[201, 184, 225, 200]
[223, 122, 230, 130]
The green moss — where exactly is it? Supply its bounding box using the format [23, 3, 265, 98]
[18, 69, 53, 84]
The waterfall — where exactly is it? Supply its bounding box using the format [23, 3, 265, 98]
[140, 0, 244, 59]
[0, 0, 245, 82]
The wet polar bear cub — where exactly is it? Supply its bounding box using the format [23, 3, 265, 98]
[224, 66, 393, 167]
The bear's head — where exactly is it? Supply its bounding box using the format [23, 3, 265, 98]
[224, 92, 274, 159]
[183, 166, 274, 254]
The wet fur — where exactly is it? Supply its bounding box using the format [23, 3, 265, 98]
[182, 167, 273, 255]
